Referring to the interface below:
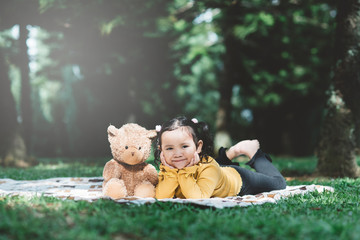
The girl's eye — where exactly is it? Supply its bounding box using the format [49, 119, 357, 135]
[182, 145, 189, 148]
[166, 147, 173, 151]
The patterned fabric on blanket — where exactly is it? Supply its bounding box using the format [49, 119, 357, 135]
[0, 177, 334, 209]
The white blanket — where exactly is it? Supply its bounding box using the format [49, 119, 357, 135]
[0, 177, 334, 209]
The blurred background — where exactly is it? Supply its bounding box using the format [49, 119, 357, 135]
[0, 0, 337, 162]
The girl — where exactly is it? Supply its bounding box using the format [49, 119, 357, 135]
[154, 116, 286, 199]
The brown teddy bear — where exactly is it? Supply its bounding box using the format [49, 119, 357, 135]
[102, 123, 158, 199]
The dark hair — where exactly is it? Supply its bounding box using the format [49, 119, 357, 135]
[154, 116, 214, 167]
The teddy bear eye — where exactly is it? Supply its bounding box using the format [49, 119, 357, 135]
[138, 147, 141, 150]
[125, 146, 128, 149]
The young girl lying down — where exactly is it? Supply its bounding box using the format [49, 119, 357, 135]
[154, 116, 286, 199]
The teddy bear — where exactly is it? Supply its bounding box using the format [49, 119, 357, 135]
[102, 123, 159, 199]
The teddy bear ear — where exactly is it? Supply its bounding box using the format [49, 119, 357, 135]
[146, 129, 157, 139]
[107, 125, 118, 137]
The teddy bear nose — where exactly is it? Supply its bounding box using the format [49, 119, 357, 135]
[131, 152, 135, 156]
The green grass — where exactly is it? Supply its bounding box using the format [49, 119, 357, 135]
[0, 157, 106, 180]
[1, 157, 360, 240]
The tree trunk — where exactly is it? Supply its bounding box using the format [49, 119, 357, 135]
[214, 34, 235, 152]
[214, 6, 242, 152]
[0, 49, 34, 167]
[333, 1, 360, 152]
[316, 0, 360, 177]
[19, 24, 33, 153]
[316, 91, 359, 177]
[214, 40, 234, 151]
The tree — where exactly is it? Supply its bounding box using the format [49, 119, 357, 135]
[0, 0, 340, 158]
[316, 0, 360, 177]
[199, 0, 334, 155]
[0, 0, 38, 166]
[214, 3, 244, 151]
[19, 24, 33, 152]
[34, 0, 176, 156]
[0, 49, 34, 167]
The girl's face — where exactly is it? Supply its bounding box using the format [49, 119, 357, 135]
[161, 127, 203, 169]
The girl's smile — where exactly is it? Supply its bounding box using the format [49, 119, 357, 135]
[161, 127, 203, 169]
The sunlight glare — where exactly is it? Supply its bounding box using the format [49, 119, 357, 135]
[11, 25, 19, 39]
[26, 26, 39, 72]
[193, 9, 220, 24]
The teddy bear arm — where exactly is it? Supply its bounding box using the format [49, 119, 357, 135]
[103, 160, 122, 182]
[144, 164, 159, 186]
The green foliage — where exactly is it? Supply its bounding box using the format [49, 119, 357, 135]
[232, 2, 334, 108]
[100, 16, 125, 35]
[0, 0, 338, 157]
[233, 12, 275, 40]
[169, 6, 225, 126]
[164, 0, 336, 155]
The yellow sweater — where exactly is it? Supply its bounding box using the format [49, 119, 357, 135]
[155, 156, 242, 199]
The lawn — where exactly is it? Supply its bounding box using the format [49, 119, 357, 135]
[0, 157, 359, 240]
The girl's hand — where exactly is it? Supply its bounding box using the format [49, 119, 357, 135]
[160, 151, 174, 169]
[186, 152, 200, 167]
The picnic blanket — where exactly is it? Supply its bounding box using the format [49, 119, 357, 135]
[0, 177, 334, 209]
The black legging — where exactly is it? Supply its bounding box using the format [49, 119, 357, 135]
[216, 148, 287, 196]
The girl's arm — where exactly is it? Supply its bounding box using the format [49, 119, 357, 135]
[177, 164, 221, 199]
[155, 165, 179, 199]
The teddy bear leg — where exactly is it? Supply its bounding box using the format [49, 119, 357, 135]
[134, 181, 156, 198]
[103, 178, 128, 199]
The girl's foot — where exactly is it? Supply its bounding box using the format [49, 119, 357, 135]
[227, 140, 260, 160]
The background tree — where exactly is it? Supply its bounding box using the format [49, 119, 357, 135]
[19, 24, 32, 152]
[316, 0, 360, 177]
[0, 0, 39, 166]
[0, 0, 344, 163]
[21, 0, 175, 157]
[0, 49, 32, 167]
[171, 0, 335, 155]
